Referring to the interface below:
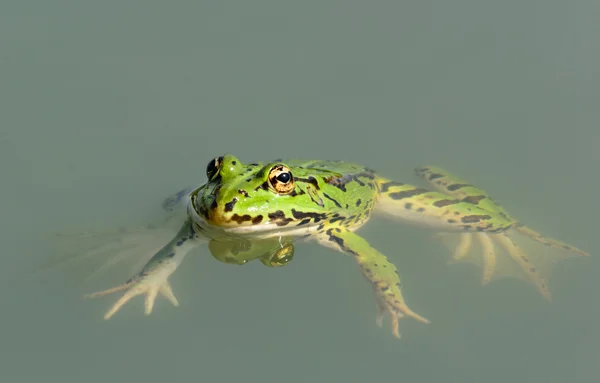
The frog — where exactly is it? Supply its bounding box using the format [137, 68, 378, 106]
[81, 155, 588, 339]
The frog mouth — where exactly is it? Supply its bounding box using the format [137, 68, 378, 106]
[187, 202, 322, 238]
[194, 214, 320, 238]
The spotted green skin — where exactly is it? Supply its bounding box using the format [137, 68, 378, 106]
[190, 158, 379, 237]
[413, 165, 588, 300]
[85, 155, 587, 339]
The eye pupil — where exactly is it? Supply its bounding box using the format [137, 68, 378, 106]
[276, 172, 291, 183]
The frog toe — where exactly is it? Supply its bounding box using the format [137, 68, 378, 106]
[374, 292, 430, 339]
[158, 282, 179, 307]
[85, 277, 179, 320]
[381, 308, 427, 340]
[142, 281, 180, 316]
[450, 233, 473, 263]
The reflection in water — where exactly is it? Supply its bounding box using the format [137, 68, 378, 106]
[208, 236, 295, 267]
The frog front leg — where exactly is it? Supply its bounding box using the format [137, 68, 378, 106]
[85, 218, 205, 319]
[316, 227, 429, 339]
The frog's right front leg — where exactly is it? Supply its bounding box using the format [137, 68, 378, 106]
[317, 227, 429, 339]
[85, 218, 206, 319]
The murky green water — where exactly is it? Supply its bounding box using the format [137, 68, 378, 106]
[1, 1, 599, 382]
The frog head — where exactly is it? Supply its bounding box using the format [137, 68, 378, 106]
[192, 154, 335, 236]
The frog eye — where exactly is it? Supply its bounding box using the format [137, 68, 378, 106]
[206, 156, 223, 180]
[268, 165, 295, 194]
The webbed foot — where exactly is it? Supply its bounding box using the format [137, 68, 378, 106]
[318, 227, 429, 339]
[434, 229, 584, 300]
[373, 288, 430, 339]
[85, 218, 202, 319]
[85, 264, 179, 319]
[415, 165, 588, 299]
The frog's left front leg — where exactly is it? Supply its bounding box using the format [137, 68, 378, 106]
[317, 227, 429, 339]
[85, 218, 206, 319]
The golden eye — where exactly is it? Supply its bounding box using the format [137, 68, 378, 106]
[206, 156, 223, 180]
[268, 165, 295, 194]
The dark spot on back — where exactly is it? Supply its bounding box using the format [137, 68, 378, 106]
[323, 193, 342, 208]
[462, 195, 487, 204]
[447, 183, 471, 191]
[324, 171, 375, 192]
[389, 188, 428, 200]
[461, 214, 491, 223]
[433, 199, 459, 207]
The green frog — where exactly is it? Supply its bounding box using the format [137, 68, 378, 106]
[82, 155, 588, 339]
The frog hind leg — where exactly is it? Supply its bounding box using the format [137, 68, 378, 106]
[414, 166, 588, 294]
[513, 224, 589, 257]
[85, 219, 205, 319]
[374, 177, 513, 232]
[491, 232, 552, 300]
[436, 227, 572, 299]
[415, 165, 589, 259]
[317, 227, 429, 339]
